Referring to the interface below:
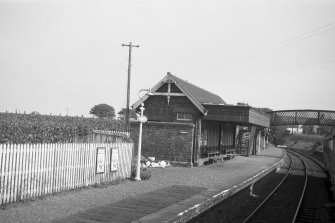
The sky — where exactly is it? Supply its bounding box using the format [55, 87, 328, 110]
[1, 0, 335, 117]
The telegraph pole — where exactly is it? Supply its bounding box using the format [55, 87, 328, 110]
[122, 42, 139, 129]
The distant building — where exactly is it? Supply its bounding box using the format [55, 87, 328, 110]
[302, 125, 320, 135]
[287, 125, 303, 134]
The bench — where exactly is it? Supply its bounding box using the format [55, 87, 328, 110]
[207, 150, 220, 158]
[225, 149, 236, 159]
[207, 151, 225, 163]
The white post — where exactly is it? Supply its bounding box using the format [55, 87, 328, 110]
[135, 103, 144, 181]
[257, 132, 261, 152]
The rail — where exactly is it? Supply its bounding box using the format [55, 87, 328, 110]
[289, 150, 308, 223]
[242, 150, 308, 223]
[241, 152, 293, 223]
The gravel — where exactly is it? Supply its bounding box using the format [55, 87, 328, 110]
[0, 147, 283, 223]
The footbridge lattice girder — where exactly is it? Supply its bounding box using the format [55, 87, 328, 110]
[267, 110, 335, 126]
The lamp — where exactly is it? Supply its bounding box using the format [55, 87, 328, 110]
[135, 88, 152, 181]
[138, 88, 153, 98]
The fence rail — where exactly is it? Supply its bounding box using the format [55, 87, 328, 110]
[0, 142, 133, 205]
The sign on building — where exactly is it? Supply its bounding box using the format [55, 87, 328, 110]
[111, 147, 118, 172]
[96, 147, 106, 173]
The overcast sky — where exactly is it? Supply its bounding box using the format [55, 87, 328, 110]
[1, 0, 335, 116]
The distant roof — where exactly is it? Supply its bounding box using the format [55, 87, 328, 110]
[172, 74, 226, 105]
[132, 72, 226, 114]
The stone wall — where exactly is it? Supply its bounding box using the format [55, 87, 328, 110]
[130, 121, 195, 166]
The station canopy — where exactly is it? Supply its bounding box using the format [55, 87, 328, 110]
[203, 105, 270, 128]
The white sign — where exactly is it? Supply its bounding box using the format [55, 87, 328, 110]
[96, 147, 106, 173]
[111, 147, 119, 172]
[138, 115, 148, 123]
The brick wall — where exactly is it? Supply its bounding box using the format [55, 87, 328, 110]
[130, 121, 195, 166]
[141, 96, 201, 122]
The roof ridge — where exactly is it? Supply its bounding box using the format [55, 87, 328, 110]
[171, 74, 226, 104]
[172, 75, 219, 97]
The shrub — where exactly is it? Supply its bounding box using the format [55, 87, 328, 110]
[313, 140, 322, 150]
[0, 112, 126, 143]
[130, 167, 151, 181]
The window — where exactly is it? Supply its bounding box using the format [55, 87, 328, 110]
[176, 113, 192, 121]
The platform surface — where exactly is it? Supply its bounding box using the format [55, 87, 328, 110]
[52, 146, 285, 223]
[53, 185, 206, 223]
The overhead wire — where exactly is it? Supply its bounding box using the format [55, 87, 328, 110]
[136, 0, 263, 76]
[139, 0, 258, 46]
[185, 20, 335, 76]
[130, 1, 335, 82]
[133, 1, 335, 77]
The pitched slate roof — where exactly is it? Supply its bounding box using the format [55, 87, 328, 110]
[172, 74, 226, 105]
[132, 72, 226, 115]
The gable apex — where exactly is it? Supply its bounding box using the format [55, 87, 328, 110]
[132, 72, 226, 115]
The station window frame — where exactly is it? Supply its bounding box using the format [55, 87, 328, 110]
[176, 113, 193, 121]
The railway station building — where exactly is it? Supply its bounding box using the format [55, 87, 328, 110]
[130, 72, 270, 166]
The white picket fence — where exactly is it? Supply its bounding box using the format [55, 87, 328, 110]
[0, 142, 133, 205]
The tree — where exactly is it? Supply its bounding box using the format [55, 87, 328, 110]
[237, 102, 249, 106]
[117, 108, 137, 121]
[89, 104, 115, 119]
[30, 111, 40, 116]
[269, 126, 290, 146]
[318, 126, 335, 135]
[256, 107, 273, 113]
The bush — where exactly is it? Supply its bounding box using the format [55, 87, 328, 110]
[130, 167, 151, 181]
[313, 140, 322, 150]
[0, 112, 126, 143]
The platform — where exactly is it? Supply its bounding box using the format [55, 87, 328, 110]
[53, 146, 285, 223]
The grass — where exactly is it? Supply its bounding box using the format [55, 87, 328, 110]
[288, 133, 323, 152]
[289, 133, 323, 143]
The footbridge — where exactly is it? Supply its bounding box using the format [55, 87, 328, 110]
[267, 109, 335, 126]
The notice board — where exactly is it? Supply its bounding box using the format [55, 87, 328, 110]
[111, 147, 118, 172]
[96, 147, 106, 174]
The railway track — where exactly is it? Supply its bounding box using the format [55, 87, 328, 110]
[292, 150, 334, 223]
[290, 148, 324, 166]
[188, 150, 334, 223]
[241, 151, 307, 223]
